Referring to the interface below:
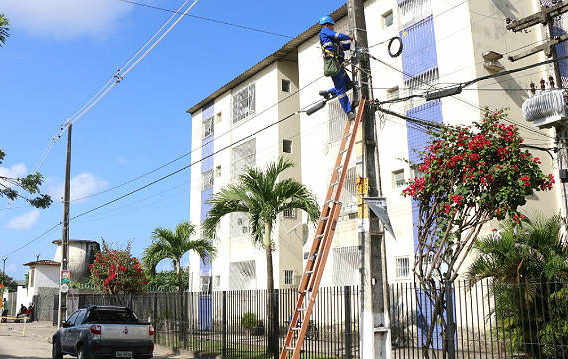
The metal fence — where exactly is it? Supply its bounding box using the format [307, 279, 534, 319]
[389, 280, 568, 359]
[75, 286, 360, 358]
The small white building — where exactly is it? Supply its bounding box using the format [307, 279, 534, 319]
[23, 260, 60, 321]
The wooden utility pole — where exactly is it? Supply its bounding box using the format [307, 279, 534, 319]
[57, 124, 72, 327]
[346, 1, 390, 358]
[507, 0, 568, 217]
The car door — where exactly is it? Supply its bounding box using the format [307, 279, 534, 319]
[70, 310, 87, 351]
[61, 311, 79, 353]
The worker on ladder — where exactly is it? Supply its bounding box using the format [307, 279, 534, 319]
[318, 15, 356, 120]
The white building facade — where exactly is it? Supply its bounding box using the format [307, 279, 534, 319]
[187, 0, 563, 291]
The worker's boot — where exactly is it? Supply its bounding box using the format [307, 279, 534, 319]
[347, 111, 356, 121]
[319, 91, 333, 100]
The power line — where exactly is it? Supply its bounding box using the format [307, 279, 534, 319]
[0, 223, 62, 259]
[116, 0, 294, 39]
[33, 0, 199, 172]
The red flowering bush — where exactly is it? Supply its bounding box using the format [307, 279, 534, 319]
[90, 241, 147, 295]
[402, 110, 554, 352]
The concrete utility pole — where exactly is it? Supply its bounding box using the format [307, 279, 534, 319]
[346, 1, 390, 358]
[507, 0, 568, 217]
[57, 124, 72, 327]
[1, 257, 6, 275]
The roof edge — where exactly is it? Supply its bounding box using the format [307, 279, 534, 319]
[186, 4, 348, 115]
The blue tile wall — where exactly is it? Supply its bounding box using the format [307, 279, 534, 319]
[406, 100, 443, 250]
[400, 16, 438, 82]
[200, 101, 214, 276]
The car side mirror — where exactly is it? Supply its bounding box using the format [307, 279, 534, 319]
[61, 320, 69, 328]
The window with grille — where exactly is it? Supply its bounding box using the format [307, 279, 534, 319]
[332, 246, 360, 286]
[284, 270, 294, 285]
[231, 213, 250, 238]
[202, 116, 214, 139]
[201, 169, 214, 190]
[216, 165, 222, 177]
[232, 83, 255, 123]
[411, 164, 424, 179]
[396, 256, 410, 278]
[231, 138, 256, 179]
[393, 169, 405, 188]
[213, 275, 221, 288]
[229, 260, 256, 290]
[328, 91, 354, 143]
[339, 167, 358, 213]
[398, 0, 432, 29]
[216, 112, 222, 124]
[283, 208, 296, 219]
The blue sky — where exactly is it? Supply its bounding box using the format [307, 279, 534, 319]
[0, 0, 346, 280]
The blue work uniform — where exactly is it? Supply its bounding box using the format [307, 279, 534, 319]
[320, 27, 354, 114]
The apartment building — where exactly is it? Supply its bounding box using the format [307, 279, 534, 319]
[187, 0, 563, 291]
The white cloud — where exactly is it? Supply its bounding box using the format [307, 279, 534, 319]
[0, 163, 27, 179]
[50, 173, 108, 202]
[2, 0, 133, 39]
[6, 209, 39, 230]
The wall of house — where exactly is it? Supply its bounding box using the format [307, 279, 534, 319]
[30, 265, 59, 289]
[53, 241, 100, 282]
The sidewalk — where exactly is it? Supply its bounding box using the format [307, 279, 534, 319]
[0, 321, 197, 358]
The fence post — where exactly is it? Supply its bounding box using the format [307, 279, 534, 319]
[273, 289, 280, 359]
[153, 292, 158, 344]
[222, 291, 227, 357]
[445, 281, 456, 359]
[344, 286, 353, 359]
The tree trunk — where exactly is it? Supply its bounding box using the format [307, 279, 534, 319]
[175, 259, 185, 294]
[264, 222, 277, 356]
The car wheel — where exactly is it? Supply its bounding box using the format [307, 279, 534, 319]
[52, 339, 63, 359]
[77, 345, 91, 359]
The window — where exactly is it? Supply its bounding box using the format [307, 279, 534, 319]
[332, 246, 360, 286]
[231, 138, 256, 179]
[303, 252, 309, 260]
[213, 275, 221, 288]
[283, 139, 293, 154]
[216, 112, 222, 124]
[387, 86, 399, 100]
[340, 167, 358, 213]
[284, 270, 294, 285]
[75, 310, 87, 325]
[29, 269, 35, 287]
[283, 208, 296, 219]
[281, 79, 291, 93]
[66, 311, 80, 327]
[411, 164, 425, 179]
[215, 165, 222, 177]
[382, 10, 394, 28]
[396, 257, 410, 278]
[393, 169, 405, 188]
[202, 169, 214, 190]
[328, 92, 354, 143]
[202, 116, 214, 139]
[232, 83, 255, 123]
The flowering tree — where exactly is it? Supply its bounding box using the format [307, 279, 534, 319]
[402, 110, 554, 356]
[90, 241, 147, 296]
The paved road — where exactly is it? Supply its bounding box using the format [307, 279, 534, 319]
[0, 322, 190, 358]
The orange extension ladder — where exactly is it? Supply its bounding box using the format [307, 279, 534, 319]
[279, 99, 366, 359]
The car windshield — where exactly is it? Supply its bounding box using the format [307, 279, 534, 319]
[84, 309, 138, 324]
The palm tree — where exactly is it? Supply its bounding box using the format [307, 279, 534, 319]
[143, 221, 216, 293]
[203, 156, 320, 354]
[0, 15, 10, 46]
[467, 215, 568, 357]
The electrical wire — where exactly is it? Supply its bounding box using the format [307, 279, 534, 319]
[33, 0, 199, 172]
[0, 223, 62, 259]
[116, 0, 294, 39]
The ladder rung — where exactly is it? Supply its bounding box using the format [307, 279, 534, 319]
[316, 234, 324, 239]
[321, 216, 329, 222]
[291, 327, 301, 331]
[331, 181, 339, 187]
[344, 132, 352, 139]
[336, 165, 343, 171]
[340, 149, 348, 155]
[306, 270, 314, 275]
[296, 307, 307, 312]
[286, 346, 295, 350]
[300, 289, 311, 294]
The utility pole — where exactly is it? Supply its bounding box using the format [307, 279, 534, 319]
[57, 124, 72, 327]
[1, 257, 6, 275]
[506, 0, 568, 217]
[347, 1, 390, 358]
